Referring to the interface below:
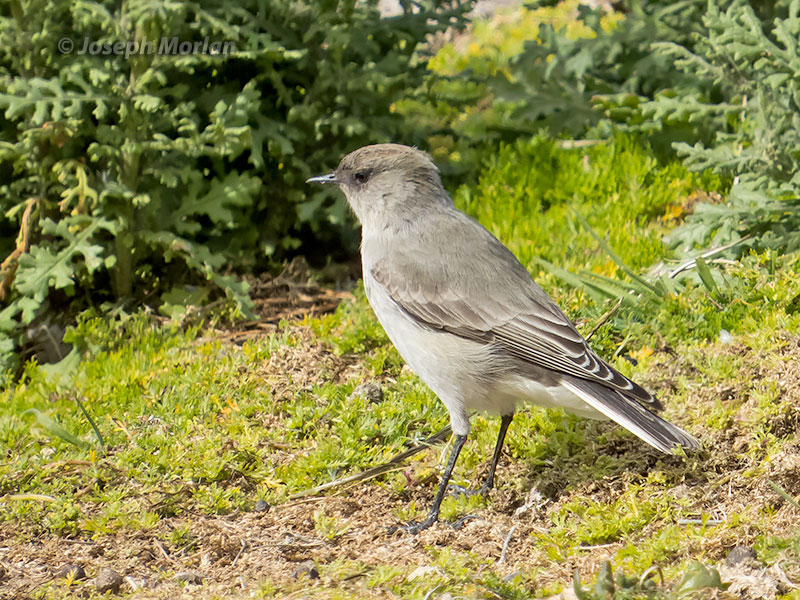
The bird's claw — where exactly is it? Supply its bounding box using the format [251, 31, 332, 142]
[388, 516, 438, 535]
[448, 483, 490, 499]
[387, 513, 478, 535]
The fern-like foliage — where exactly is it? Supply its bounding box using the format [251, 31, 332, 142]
[649, 0, 800, 254]
[0, 0, 471, 373]
[491, 0, 799, 256]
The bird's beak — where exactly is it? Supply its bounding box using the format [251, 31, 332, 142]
[306, 173, 338, 185]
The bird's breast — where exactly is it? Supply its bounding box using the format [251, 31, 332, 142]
[362, 272, 509, 410]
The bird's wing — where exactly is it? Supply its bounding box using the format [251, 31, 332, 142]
[370, 244, 702, 453]
[370, 248, 658, 408]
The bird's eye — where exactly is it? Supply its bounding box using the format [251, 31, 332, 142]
[354, 170, 370, 184]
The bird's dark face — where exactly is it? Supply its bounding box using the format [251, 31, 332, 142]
[306, 144, 447, 229]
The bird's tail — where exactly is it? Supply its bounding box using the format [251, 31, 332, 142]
[560, 376, 700, 454]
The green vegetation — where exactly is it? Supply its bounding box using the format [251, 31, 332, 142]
[456, 135, 720, 275]
[647, 1, 800, 256]
[4, 268, 800, 597]
[3, 0, 798, 371]
[3, 0, 800, 598]
[4, 136, 800, 598]
[428, 0, 800, 258]
[0, 0, 470, 370]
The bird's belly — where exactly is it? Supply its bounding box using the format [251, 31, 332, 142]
[364, 279, 510, 413]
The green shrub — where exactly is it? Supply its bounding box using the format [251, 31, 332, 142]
[425, 0, 798, 259]
[396, 0, 623, 177]
[491, 0, 800, 256]
[642, 0, 800, 256]
[431, 0, 715, 147]
[0, 0, 471, 373]
[482, 0, 791, 142]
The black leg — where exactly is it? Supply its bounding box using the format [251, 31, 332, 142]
[403, 433, 468, 534]
[478, 413, 513, 495]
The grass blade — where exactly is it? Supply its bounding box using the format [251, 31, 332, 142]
[573, 212, 662, 297]
[658, 273, 678, 297]
[768, 479, 800, 510]
[75, 397, 105, 448]
[23, 408, 87, 448]
[532, 257, 619, 305]
[7, 493, 57, 502]
[695, 256, 721, 297]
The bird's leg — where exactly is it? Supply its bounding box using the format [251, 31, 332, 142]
[449, 414, 513, 498]
[477, 413, 513, 495]
[401, 433, 468, 534]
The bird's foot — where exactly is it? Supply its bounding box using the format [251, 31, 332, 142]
[388, 513, 477, 535]
[388, 514, 439, 535]
[448, 483, 491, 499]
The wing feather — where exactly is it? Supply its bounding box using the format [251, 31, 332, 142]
[363, 207, 698, 451]
[560, 378, 700, 452]
[370, 247, 659, 408]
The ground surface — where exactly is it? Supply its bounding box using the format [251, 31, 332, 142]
[3, 138, 800, 598]
[3, 274, 800, 599]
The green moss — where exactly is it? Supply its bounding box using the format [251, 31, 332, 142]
[4, 133, 800, 600]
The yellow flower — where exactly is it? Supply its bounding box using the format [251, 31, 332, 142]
[629, 346, 654, 364]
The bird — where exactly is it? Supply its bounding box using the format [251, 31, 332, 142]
[307, 143, 699, 533]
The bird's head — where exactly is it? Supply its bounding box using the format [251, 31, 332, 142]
[307, 144, 451, 230]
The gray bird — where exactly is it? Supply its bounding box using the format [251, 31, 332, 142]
[308, 143, 699, 533]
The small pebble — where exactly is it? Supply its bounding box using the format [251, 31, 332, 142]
[56, 564, 86, 580]
[349, 382, 384, 404]
[254, 499, 270, 513]
[292, 560, 319, 580]
[124, 575, 147, 591]
[407, 565, 443, 581]
[95, 568, 123, 593]
[174, 570, 203, 585]
[726, 545, 757, 566]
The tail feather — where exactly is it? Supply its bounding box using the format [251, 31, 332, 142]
[560, 376, 700, 454]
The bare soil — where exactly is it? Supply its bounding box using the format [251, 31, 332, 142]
[3, 290, 800, 599]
